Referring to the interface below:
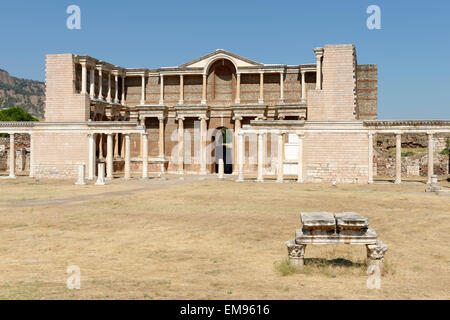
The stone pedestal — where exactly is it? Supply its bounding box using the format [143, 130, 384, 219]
[75, 164, 87, 185]
[426, 174, 439, 192]
[95, 163, 106, 185]
[218, 158, 224, 180]
[286, 212, 387, 271]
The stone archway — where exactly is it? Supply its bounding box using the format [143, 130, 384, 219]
[212, 127, 233, 174]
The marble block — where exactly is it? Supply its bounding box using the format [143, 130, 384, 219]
[335, 212, 369, 230]
[300, 212, 336, 230]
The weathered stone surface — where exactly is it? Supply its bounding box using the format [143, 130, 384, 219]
[335, 212, 369, 229]
[295, 228, 377, 245]
[300, 212, 335, 229]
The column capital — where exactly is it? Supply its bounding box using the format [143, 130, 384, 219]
[232, 115, 243, 121]
[176, 115, 185, 121]
[198, 115, 209, 121]
[313, 47, 324, 58]
[426, 131, 435, 136]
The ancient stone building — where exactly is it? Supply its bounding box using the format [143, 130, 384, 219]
[0, 44, 449, 183]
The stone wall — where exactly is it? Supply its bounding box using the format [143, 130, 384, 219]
[33, 132, 89, 178]
[45, 54, 90, 122]
[356, 65, 377, 119]
[307, 45, 359, 121]
[303, 131, 369, 184]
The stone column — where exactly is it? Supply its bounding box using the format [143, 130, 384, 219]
[279, 71, 284, 103]
[301, 70, 306, 102]
[159, 74, 164, 105]
[99, 134, 104, 159]
[158, 116, 165, 159]
[29, 133, 35, 178]
[201, 74, 207, 105]
[200, 115, 208, 174]
[89, 68, 95, 99]
[178, 74, 184, 104]
[368, 132, 374, 184]
[177, 117, 184, 173]
[237, 132, 244, 182]
[106, 133, 114, 179]
[233, 116, 242, 175]
[142, 133, 148, 179]
[257, 132, 264, 182]
[313, 48, 324, 90]
[121, 75, 126, 105]
[121, 134, 125, 158]
[235, 72, 241, 104]
[106, 72, 112, 103]
[114, 133, 119, 158]
[114, 74, 119, 103]
[98, 68, 103, 100]
[88, 133, 96, 180]
[141, 74, 146, 105]
[427, 132, 434, 184]
[297, 131, 304, 183]
[395, 133, 402, 184]
[258, 71, 264, 104]
[277, 132, 284, 183]
[9, 133, 16, 178]
[81, 62, 87, 94]
[124, 134, 131, 180]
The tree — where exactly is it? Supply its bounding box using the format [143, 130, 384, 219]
[0, 106, 38, 137]
[0, 106, 39, 122]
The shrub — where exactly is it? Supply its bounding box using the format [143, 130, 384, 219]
[439, 138, 450, 155]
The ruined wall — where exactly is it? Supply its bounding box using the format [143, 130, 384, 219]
[45, 54, 90, 122]
[357, 65, 378, 119]
[0, 134, 30, 173]
[374, 134, 450, 177]
[303, 131, 369, 184]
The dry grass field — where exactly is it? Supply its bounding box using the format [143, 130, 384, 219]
[0, 175, 449, 300]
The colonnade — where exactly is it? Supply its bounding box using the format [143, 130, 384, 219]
[236, 130, 305, 183]
[368, 131, 437, 184]
[140, 67, 317, 106]
[87, 132, 149, 180]
[79, 61, 126, 105]
[175, 115, 208, 174]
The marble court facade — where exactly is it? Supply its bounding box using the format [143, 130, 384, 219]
[1, 44, 449, 183]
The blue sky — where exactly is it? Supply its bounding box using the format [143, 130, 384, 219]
[0, 0, 449, 119]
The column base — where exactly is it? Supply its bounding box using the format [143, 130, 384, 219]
[256, 178, 264, 183]
[276, 179, 284, 183]
[394, 179, 402, 184]
[177, 170, 184, 175]
[75, 180, 88, 185]
[296, 179, 304, 183]
[236, 177, 245, 182]
[8, 174, 16, 179]
[258, 99, 264, 104]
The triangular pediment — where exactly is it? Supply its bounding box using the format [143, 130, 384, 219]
[180, 49, 263, 69]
